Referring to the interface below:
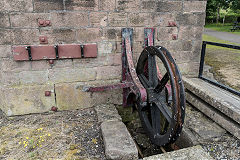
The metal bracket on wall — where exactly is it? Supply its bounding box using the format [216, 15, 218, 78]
[13, 44, 98, 61]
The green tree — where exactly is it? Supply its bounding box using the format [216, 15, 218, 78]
[206, 0, 230, 23]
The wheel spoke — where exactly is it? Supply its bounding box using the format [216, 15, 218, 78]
[150, 104, 161, 133]
[154, 101, 172, 123]
[138, 74, 150, 88]
[155, 73, 169, 93]
[148, 55, 158, 88]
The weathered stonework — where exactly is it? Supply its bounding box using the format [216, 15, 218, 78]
[0, 0, 207, 115]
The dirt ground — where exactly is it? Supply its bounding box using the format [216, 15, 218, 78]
[204, 47, 240, 91]
[0, 108, 105, 160]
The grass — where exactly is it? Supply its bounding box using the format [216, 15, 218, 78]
[205, 23, 240, 35]
[202, 34, 240, 91]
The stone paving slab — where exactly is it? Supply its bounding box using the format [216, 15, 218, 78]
[183, 77, 240, 124]
[143, 145, 214, 160]
[101, 120, 138, 160]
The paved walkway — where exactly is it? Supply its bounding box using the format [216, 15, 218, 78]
[204, 28, 240, 44]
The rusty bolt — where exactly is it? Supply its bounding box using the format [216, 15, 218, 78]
[45, 20, 51, 25]
[49, 59, 54, 64]
[45, 91, 51, 96]
[172, 34, 177, 40]
[172, 22, 177, 26]
[51, 106, 58, 112]
[40, 37, 45, 42]
[38, 19, 44, 25]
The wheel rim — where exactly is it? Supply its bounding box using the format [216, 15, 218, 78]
[136, 46, 185, 146]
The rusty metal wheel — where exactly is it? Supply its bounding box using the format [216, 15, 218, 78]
[136, 46, 185, 146]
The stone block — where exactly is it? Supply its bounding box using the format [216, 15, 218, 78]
[195, 12, 206, 26]
[19, 70, 48, 85]
[183, 1, 207, 13]
[108, 12, 128, 27]
[186, 91, 240, 139]
[12, 29, 40, 45]
[10, 13, 50, 28]
[0, 13, 10, 28]
[76, 28, 102, 42]
[55, 82, 93, 110]
[50, 59, 73, 69]
[116, 0, 140, 12]
[98, 41, 116, 56]
[0, 0, 33, 12]
[176, 13, 197, 26]
[157, 27, 178, 41]
[128, 13, 149, 27]
[73, 57, 105, 68]
[170, 51, 193, 64]
[55, 80, 122, 110]
[103, 27, 122, 41]
[94, 104, 122, 123]
[141, 0, 157, 12]
[34, 0, 64, 12]
[101, 120, 138, 160]
[65, 0, 98, 11]
[99, 0, 115, 11]
[49, 68, 96, 83]
[96, 65, 121, 80]
[168, 40, 193, 52]
[156, 1, 182, 12]
[40, 29, 76, 44]
[149, 13, 175, 27]
[89, 12, 108, 27]
[0, 45, 12, 58]
[178, 26, 203, 40]
[0, 29, 12, 45]
[177, 62, 199, 76]
[31, 60, 52, 71]
[50, 12, 89, 28]
[0, 84, 55, 116]
[0, 58, 31, 72]
[143, 145, 213, 160]
[0, 71, 20, 86]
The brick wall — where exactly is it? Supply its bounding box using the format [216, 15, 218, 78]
[0, 0, 207, 116]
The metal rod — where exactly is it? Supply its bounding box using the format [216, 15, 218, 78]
[199, 77, 240, 96]
[198, 41, 206, 78]
[83, 82, 133, 92]
[204, 41, 240, 50]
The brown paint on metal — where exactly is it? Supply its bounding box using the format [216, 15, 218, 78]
[31, 46, 56, 60]
[13, 46, 29, 61]
[84, 44, 97, 58]
[58, 44, 82, 59]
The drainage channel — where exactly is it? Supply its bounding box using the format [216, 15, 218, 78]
[116, 105, 189, 159]
[116, 103, 240, 159]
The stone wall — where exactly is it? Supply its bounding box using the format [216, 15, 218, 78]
[0, 0, 207, 116]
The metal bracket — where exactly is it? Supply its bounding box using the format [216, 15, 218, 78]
[80, 45, 84, 58]
[26, 46, 32, 61]
[54, 45, 59, 59]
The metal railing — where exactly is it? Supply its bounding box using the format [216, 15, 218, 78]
[198, 41, 240, 96]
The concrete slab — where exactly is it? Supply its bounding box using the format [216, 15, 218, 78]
[186, 91, 240, 139]
[143, 145, 214, 160]
[183, 77, 240, 124]
[101, 120, 138, 160]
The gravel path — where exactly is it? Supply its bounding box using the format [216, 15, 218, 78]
[0, 108, 106, 160]
[204, 28, 240, 44]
